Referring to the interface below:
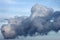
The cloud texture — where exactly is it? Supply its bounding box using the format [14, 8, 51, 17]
[1, 4, 60, 39]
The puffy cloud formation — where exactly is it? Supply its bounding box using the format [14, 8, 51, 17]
[1, 4, 60, 39]
[52, 11, 60, 32]
[1, 24, 17, 39]
[31, 4, 54, 19]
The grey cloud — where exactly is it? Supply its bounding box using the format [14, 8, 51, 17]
[1, 4, 60, 39]
[52, 11, 60, 32]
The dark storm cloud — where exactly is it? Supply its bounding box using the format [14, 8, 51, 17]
[51, 11, 60, 32]
[1, 4, 60, 39]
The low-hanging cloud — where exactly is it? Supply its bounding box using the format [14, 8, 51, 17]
[1, 4, 60, 39]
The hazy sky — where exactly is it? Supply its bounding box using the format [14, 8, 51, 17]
[0, 0, 60, 18]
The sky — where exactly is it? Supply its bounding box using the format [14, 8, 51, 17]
[0, 0, 60, 18]
[0, 0, 60, 40]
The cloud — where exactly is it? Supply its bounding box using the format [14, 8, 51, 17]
[30, 4, 54, 19]
[52, 11, 60, 32]
[1, 4, 60, 39]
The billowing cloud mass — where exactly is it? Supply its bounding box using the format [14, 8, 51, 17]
[1, 4, 60, 39]
[31, 4, 54, 19]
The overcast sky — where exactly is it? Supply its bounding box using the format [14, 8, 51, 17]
[0, 0, 60, 18]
